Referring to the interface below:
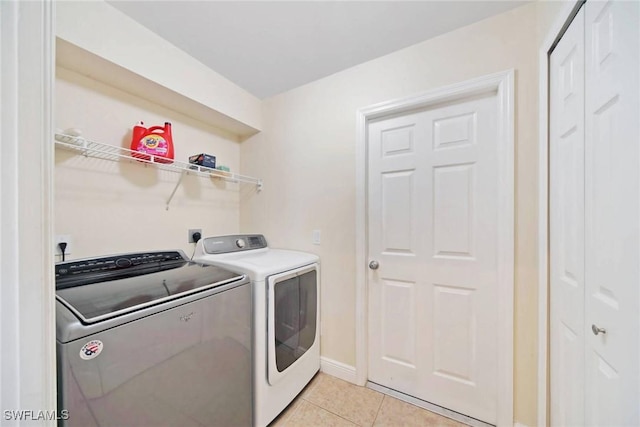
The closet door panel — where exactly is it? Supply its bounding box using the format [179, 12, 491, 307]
[549, 8, 585, 427]
[584, 0, 640, 425]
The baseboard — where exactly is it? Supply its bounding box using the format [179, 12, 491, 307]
[320, 357, 357, 384]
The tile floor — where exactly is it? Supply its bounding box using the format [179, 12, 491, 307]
[269, 373, 467, 427]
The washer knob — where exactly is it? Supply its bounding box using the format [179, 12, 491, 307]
[115, 258, 132, 268]
[236, 239, 246, 249]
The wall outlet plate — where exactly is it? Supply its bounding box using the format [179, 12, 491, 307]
[188, 228, 202, 243]
[55, 234, 72, 256]
[312, 229, 321, 245]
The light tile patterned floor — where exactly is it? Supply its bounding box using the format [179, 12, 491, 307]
[269, 373, 467, 427]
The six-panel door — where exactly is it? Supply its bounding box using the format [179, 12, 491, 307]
[367, 91, 500, 424]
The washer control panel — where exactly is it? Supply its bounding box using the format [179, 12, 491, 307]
[55, 251, 187, 289]
[202, 234, 267, 254]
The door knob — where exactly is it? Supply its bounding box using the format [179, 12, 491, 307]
[369, 260, 379, 270]
[592, 324, 606, 335]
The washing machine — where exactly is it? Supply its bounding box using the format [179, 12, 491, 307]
[56, 250, 252, 427]
[194, 235, 320, 427]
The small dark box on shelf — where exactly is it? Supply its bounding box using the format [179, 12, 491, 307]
[189, 153, 216, 169]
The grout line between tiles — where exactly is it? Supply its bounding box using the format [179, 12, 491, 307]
[301, 372, 323, 399]
[303, 398, 359, 426]
[372, 394, 385, 425]
[282, 397, 305, 426]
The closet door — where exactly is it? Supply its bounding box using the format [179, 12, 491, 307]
[584, 1, 639, 425]
[549, 8, 585, 427]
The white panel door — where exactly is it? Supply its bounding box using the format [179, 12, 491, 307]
[368, 92, 500, 424]
[550, 1, 639, 424]
[550, 8, 586, 427]
[584, 1, 639, 425]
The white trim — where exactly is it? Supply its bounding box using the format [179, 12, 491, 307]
[355, 104, 368, 387]
[0, 2, 22, 415]
[320, 357, 357, 384]
[496, 69, 515, 427]
[0, 1, 56, 423]
[355, 69, 515, 426]
[514, 423, 529, 427]
[537, 3, 583, 427]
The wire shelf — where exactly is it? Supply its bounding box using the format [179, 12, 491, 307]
[54, 133, 263, 208]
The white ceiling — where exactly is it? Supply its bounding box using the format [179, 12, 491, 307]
[108, 1, 528, 99]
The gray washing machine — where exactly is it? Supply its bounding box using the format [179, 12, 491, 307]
[56, 250, 252, 427]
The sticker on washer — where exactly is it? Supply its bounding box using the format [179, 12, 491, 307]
[79, 340, 103, 360]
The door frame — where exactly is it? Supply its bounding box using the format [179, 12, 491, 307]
[355, 69, 515, 426]
[0, 0, 56, 421]
[536, 2, 585, 426]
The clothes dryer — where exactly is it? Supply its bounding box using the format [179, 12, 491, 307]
[194, 235, 320, 427]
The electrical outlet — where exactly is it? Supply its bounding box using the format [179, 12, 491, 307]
[312, 229, 321, 245]
[188, 228, 202, 243]
[55, 234, 72, 257]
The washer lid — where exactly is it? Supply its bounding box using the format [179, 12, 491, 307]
[56, 254, 243, 324]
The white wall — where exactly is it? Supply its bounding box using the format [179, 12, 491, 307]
[55, 67, 245, 259]
[240, 3, 542, 425]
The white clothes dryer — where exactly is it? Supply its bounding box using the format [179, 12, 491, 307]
[194, 235, 320, 427]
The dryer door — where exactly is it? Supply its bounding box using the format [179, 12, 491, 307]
[267, 264, 318, 385]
